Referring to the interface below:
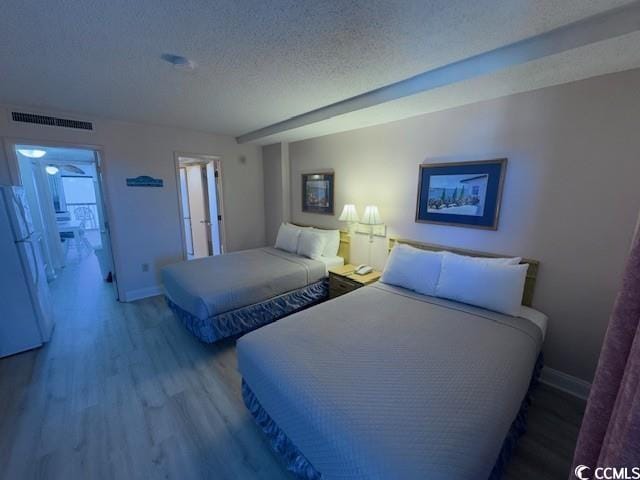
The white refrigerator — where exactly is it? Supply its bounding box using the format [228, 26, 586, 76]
[0, 185, 54, 357]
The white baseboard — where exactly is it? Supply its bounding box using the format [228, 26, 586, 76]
[540, 366, 591, 400]
[122, 285, 164, 302]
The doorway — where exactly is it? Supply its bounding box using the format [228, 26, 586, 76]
[12, 143, 119, 300]
[176, 154, 225, 259]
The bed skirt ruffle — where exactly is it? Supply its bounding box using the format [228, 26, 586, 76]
[242, 352, 544, 480]
[242, 379, 321, 480]
[166, 278, 329, 343]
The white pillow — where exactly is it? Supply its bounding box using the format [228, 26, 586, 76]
[274, 223, 301, 253]
[435, 252, 528, 316]
[297, 230, 327, 260]
[287, 223, 311, 230]
[381, 244, 443, 296]
[311, 228, 340, 257]
[446, 251, 522, 266]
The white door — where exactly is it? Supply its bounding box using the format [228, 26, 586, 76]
[0, 200, 43, 357]
[94, 158, 119, 296]
[19, 234, 54, 340]
[179, 168, 195, 258]
[185, 165, 209, 258]
[1, 186, 34, 241]
[204, 161, 223, 255]
[177, 156, 224, 259]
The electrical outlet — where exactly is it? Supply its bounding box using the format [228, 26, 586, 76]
[141, 263, 149, 272]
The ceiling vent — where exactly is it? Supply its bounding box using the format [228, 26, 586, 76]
[10, 111, 94, 132]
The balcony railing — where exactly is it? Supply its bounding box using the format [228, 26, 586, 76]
[67, 203, 99, 230]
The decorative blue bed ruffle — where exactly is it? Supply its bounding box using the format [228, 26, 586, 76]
[488, 352, 544, 479]
[166, 278, 329, 343]
[242, 352, 544, 480]
[242, 379, 321, 480]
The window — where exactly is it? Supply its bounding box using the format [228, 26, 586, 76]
[61, 176, 99, 229]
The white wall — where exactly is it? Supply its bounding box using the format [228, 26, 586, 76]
[0, 106, 265, 301]
[288, 68, 640, 382]
[263, 142, 291, 245]
[263, 143, 283, 245]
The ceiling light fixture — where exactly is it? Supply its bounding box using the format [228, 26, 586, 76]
[18, 148, 47, 158]
[45, 165, 59, 175]
[160, 53, 197, 71]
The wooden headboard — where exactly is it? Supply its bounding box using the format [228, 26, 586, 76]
[291, 223, 351, 264]
[388, 237, 539, 306]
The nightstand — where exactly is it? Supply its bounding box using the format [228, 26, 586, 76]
[328, 264, 382, 299]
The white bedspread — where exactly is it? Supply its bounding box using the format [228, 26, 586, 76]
[162, 247, 328, 319]
[238, 282, 543, 480]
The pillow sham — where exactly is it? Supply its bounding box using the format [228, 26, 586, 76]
[274, 223, 301, 253]
[435, 252, 528, 316]
[445, 251, 522, 266]
[297, 230, 327, 260]
[380, 244, 443, 296]
[311, 228, 341, 257]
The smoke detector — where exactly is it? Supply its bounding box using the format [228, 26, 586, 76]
[161, 53, 197, 72]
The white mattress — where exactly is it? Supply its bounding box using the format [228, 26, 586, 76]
[519, 306, 548, 340]
[162, 247, 327, 319]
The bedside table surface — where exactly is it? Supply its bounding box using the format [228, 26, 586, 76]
[328, 264, 356, 276]
[347, 270, 382, 285]
[329, 264, 381, 285]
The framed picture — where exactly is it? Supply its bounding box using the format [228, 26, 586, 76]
[302, 172, 334, 215]
[415, 158, 507, 229]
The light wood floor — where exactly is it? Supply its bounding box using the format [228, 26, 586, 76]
[0, 253, 585, 479]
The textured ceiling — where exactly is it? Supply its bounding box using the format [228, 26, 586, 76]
[258, 31, 640, 144]
[0, 0, 636, 139]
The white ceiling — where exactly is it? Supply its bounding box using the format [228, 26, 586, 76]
[0, 0, 637, 142]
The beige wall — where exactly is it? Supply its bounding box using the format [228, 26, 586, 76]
[289, 68, 640, 382]
[263, 143, 284, 245]
[0, 107, 265, 300]
[263, 141, 291, 245]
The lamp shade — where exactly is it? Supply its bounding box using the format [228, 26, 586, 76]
[361, 205, 382, 225]
[338, 204, 359, 222]
[18, 148, 47, 159]
[45, 165, 59, 175]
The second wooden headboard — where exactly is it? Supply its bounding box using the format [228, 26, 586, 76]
[388, 237, 539, 306]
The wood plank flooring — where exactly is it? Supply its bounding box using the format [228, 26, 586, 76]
[0, 253, 585, 479]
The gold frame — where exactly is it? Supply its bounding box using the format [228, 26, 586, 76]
[415, 158, 507, 230]
[301, 171, 335, 215]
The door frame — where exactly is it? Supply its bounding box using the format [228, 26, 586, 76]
[173, 152, 226, 260]
[3, 137, 123, 301]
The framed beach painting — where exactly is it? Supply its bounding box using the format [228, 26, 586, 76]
[302, 172, 334, 215]
[416, 158, 507, 229]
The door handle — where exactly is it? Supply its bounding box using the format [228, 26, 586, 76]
[200, 220, 211, 225]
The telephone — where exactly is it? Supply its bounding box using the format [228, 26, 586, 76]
[354, 264, 373, 275]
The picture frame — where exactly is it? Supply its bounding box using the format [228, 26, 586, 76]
[302, 172, 334, 215]
[415, 158, 507, 229]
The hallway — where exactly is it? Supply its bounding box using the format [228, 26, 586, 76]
[0, 254, 290, 479]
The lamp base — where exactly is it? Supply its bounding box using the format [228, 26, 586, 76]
[355, 224, 386, 238]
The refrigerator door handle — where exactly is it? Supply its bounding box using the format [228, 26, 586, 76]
[29, 242, 40, 286]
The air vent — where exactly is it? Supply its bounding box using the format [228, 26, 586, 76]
[11, 111, 94, 131]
